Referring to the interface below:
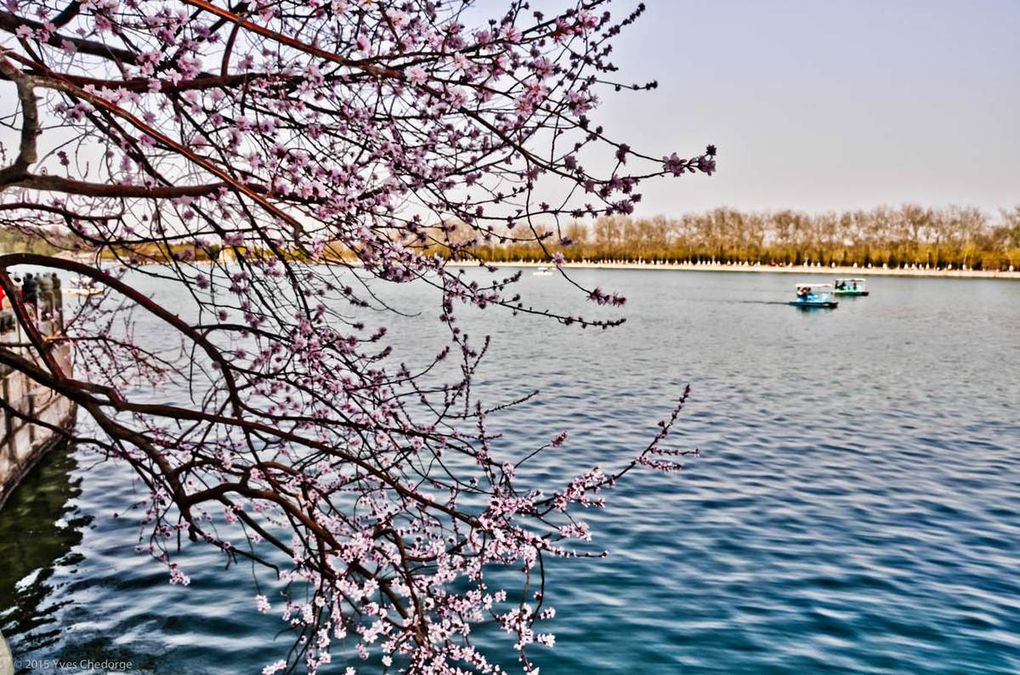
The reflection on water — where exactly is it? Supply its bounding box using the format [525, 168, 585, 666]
[0, 444, 86, 657]
[0, 270, 1018, 674]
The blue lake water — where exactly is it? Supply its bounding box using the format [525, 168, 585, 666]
[2, 269, 1019, 673]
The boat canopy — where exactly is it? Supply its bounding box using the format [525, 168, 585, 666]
[790, 282, 838, 307]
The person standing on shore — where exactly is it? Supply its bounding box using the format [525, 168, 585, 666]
[21, 273, 38, 321]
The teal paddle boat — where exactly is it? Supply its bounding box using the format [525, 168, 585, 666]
[789, 283, 838, 309]
[834, 278, 869, 296]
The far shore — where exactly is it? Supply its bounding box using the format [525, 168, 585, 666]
[453, 260, 1020, 280]
[42, 251, 1020, 280]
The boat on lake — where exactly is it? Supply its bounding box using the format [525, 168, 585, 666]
[789, 283, 838, 309]
[532, 266, 553, 276]
[834, 278, 869, 296]
[62, 278, 103, 297]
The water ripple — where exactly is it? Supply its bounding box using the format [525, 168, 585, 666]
[0, 271, 1018, 673]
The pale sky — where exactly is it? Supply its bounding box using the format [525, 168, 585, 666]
[596, 0, 1020, 216]
[3, 2, 1016, 221]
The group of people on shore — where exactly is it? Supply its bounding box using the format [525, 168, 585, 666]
[0, 273, 63, 332]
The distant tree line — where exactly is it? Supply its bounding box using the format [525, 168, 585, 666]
[0, 227, 64, 255]
[9, 205, 1020, 272]
[465, 205, 1020, 271]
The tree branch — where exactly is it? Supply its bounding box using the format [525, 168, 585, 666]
[0, 51, 39, 185]
[0, 10, 138, 64]
[7, 174, 234, 199]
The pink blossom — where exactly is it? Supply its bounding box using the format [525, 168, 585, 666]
[406, 66, 428, 84]
[0, 2, 712, 671]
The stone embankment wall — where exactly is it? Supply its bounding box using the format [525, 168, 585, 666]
[0, 283, 76, 509]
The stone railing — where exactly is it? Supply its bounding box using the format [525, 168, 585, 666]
[0, 284, 77, 509]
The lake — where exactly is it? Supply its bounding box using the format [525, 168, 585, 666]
[2, 269, 1018, 674]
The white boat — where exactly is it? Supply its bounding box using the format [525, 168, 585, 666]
[532, 266, 553, 276]
[62, 278, 103, 297]
[833, 278, 869, 296]
[789, 282, 838, 309]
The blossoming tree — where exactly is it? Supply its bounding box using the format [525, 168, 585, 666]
[0, 0, 714, 672]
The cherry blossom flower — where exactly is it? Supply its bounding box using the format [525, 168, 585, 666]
[0, 2, 712, 672]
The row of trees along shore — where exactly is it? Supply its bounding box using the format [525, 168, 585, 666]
[464, 205, 1020, 271]
[9, 205, 1019, 273]
[0, 227, 64, 255]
